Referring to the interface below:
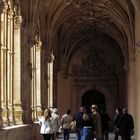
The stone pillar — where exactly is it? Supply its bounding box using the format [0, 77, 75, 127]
[21, 21, 33, 124]
[127, 60, 136, 121]
[35, 41, 42, 119]
[41, 47, 49, 111]
[0, 0, 4, 128]
[134, 8, 140, 140]
[1, 2, 10, 126]
[31, 45, 36, 121]
[13, 15, 23, 124]
[8, 9, 15, 125]
[31, 40, 42, 121]
[47, 52, 54, 108]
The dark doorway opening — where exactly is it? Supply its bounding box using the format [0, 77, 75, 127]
[82, 90, 106, 111]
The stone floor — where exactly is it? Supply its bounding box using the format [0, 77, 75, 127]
[58, 133, 136, 140]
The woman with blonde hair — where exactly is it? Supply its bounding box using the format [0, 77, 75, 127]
[39, 108, 53, 140]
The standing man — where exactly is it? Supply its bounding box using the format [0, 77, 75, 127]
[117, 108, 134, 140]
[100, 109, 111, 140]
[74, 106, 85, 140]
[51, 108, 61, 140]
[113, 107, 122, 140]
[91, 104, 102, 140]
[61, 109, 73, 140]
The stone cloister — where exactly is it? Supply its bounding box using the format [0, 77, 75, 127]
[0, 0, 140, 140]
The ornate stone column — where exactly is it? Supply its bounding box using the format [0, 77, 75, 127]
[0, 0, 4, 128]
[31, 38, 42, 121]
[1, 2, 10, 126]
[47, 52, 54, 108]
[35, 39, 42, 119]
[8, 9, 15, 125]
[13, 15, 23, 124]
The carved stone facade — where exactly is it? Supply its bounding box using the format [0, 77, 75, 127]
[57, 38, 127, 122]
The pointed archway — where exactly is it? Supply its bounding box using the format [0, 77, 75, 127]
[82, 90, 106, 111]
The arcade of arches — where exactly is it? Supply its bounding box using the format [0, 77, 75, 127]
[0, 0, 140, 139]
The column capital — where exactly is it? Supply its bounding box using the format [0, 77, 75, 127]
[36, 41, 42, 51]
[46, 52, 55, 63]
[8, 10, 15, 19]
[14, 16, 22, 28]
[35, 34, 42, 51]
[2, 2, 8, 13]
[0, 0, 4, 14]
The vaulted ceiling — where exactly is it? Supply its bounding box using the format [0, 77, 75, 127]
[19, 0, 137, 67]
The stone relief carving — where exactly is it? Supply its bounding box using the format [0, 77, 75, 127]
[72, 48, 110, 76]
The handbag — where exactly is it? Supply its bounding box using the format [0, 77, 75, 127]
[70, 121, 76, 131]
[59, 126, 63, 133]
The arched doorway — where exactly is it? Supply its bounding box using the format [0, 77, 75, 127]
[82, 90, 106, 111]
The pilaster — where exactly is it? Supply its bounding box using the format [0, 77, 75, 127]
[20, 20, 33, 124]
[134, 9, 140, 140]
[127, 58, 136, 120]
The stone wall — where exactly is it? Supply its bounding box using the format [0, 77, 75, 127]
[0, 124, 43, 140]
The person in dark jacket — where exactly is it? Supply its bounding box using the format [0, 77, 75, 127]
[116, 108, 134, 140]
[74, 106, 85, 140]
[100, 109, 111, 140]
[113, 107, 122, 140]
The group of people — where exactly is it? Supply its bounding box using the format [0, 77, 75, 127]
[39, 108, 60, 140]
[38, 105, 134, 140]
[74, 105, 110, 140]
[39, 107, 74, 140]
[113, 107, 134, 140]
